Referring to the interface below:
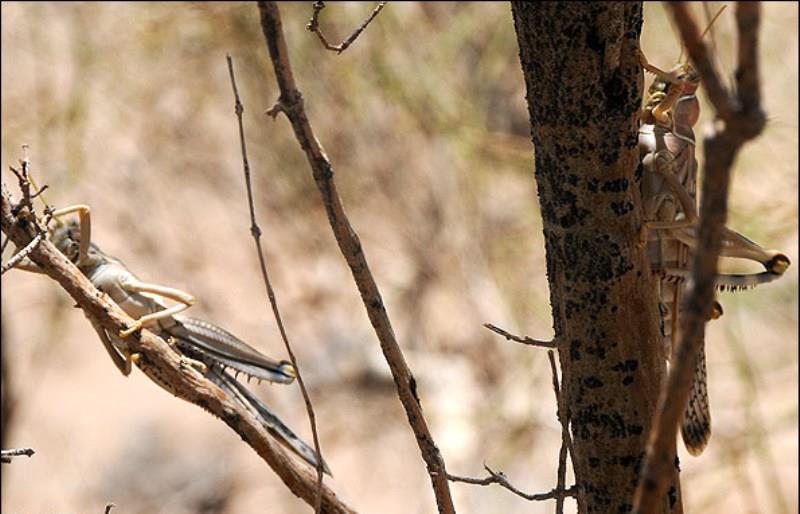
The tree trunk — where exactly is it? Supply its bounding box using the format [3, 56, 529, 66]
[511, 3, 681, 513]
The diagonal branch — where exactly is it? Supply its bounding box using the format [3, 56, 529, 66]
[0, 186, 356, 514]
[256, 2, 456, 513]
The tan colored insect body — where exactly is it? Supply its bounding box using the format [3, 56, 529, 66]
[638, 54, 790, 455]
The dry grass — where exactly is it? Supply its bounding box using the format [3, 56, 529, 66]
[2, 3, 796, 513]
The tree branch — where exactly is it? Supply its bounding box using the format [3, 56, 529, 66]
[1, 447, 35, 464]
[256, 3, 456, 513]
[307, 1, 387, 54]
[227, 53, 326, 513]
[448, 464, 576, 502]
[483, 322, 557, 348]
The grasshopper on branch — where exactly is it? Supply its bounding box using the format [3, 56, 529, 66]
[11, 203, 329, 474]
[637, 46, 790, 456]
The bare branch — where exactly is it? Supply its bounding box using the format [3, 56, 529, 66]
[1, 231, 44, 274]
[548, 350, 574, 514]
[256, 3, 455, 512]
[103, 503, 116, 514]
[226, 53, 326, 513]
[633, 5, 767, 513]
[668, 2, 735, 120]
[0, 183, 355, 514]
[307, 1, 387, 54]
[0, 447, 35, 463]
[734, 3, 762, 114]
[448, 464, 576, 502]
[483, 322, 557, 348]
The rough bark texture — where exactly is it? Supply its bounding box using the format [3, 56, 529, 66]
[511, 3, 680, 513]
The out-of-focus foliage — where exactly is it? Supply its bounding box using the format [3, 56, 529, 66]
[1, 3, 796, 513]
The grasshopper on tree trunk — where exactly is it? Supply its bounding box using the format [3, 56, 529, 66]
[638, 51, 790, 455]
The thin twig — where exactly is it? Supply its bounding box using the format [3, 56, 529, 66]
[483, 323, 557, 348]
[257, 3, 455, 513]
[669, 2, 735, 120]
[548, 350, 574, 514]
[1, 231, 44, 274]
[103, 503, 116, 514]
[307, 1, 387, 54]
[633, 4, 768, 513]
[447, 464, 577, 502]
[0, 447, 35, 463]
[226, 52, 325, 514]
[1, 181, 355, 514]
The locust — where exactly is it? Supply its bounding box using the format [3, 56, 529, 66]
[638, 38, 790, 455]
[12, 203, 329, 474]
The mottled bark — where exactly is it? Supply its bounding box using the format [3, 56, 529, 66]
[511, 3, 680, 513]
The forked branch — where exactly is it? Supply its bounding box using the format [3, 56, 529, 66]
[307, 1, 387, 54]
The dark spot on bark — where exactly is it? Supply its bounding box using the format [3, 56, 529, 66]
[586, 24, 603, 52]
[601, 178, 629, 193]
[589, 456, 601, 468]
[565, 300, 580, 320]
[610, 200, 634, 216]
[603, 74, 626, 113]
[410, 376, 420, 406]
[370, 297, 383, 310]
[668, 486, 678, 508]
[618, 503, 633, 513]
[627, 424, 643, 435]
[570, 339, 582, 361]
[622, 376, 633, 385]
[584, 376, 603, 388]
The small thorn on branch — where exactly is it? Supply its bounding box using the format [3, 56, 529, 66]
[483, 323, 557, 348]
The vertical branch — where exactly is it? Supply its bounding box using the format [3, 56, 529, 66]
[256, 3, 456, 513]
[633, 4, 767, 513]
[226, 54, 326, 513]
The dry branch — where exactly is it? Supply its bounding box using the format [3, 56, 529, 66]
[307, 1, 387, 54]
[226, 53, 326, 513]
[0, 183, 355, 514]
[0, 447, 35, 463]
[256, 2, 455, 513]
[483, 322, 557, 348]
[448, 464, 576, 502]
[632, 4, 768, 513]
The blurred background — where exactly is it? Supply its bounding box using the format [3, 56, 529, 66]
[1, 2, 796, 513]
